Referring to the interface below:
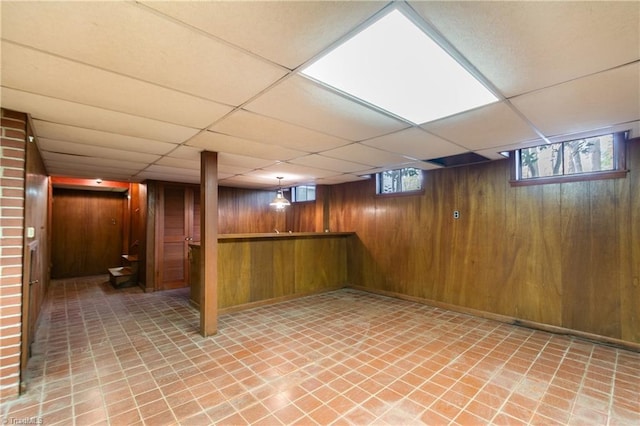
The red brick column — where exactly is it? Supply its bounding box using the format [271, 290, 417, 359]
[0, 109, 27, 402]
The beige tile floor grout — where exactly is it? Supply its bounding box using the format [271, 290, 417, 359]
[1, 275, 638, 425]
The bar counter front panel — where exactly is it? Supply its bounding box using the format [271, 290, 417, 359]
[189, 233, 353, 311]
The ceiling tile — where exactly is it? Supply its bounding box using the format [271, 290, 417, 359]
[473, 149, 512, 161]
[46, 167, 141, 181]
[288, 154, 371, 174]
[362, 127, 467, 161]
[219, 175, 278, 189]
[155, 156, 273, 183]
[320, 143, 415, 168]
[410, 1, 640, 96]
[134, 171, 200, 185]
[2, 42, 233, 128]
[216, 165, 254, 176]
[257, 162, 338, 182]
[145, 164, 200, 177]
[187, 131, 308, 161]
[142, 1, 386, 69]
[402, 161, 444, 171]
[315, 174, 371, 185]
[154, 157, 200, 170]
[41, 152, 148, 172]
[164, 147, 279, 171]
[1, 88, 199, 143]
[1, 1, 287, 105]
[244, 75, 410, 141]
[218, 153, 278, 170]
[38, 138, 161, 164]
[45, 160, 143, 176]
[510, 63, 640, 137]
[210, 109, 351, 152]
[422, 102, 540, 151]
[33, 121, 177, 156]
[165, 146, 204, 161]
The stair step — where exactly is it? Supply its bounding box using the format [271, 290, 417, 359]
[108, 266, 134, 277]
[122, 255, 138, 263]
[108, 266, 137, 288]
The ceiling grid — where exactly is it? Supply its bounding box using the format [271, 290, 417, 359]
[0, 1, 637, 187]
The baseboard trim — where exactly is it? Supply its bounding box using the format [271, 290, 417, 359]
[217, 285, 348, 316]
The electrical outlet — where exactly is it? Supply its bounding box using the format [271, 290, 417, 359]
[453, 210, 460, 219]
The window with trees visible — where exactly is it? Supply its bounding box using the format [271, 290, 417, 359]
[512, 132, 627, 184]
[292, 185, 316, 202]
[377, 167, 423, 194]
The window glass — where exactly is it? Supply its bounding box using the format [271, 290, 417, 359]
[378, 167, 423, 194]
[519, 143, 563, 179]
[518, 133, 617, 181]
[563, 135, 614, 175]
[292, 185, 316, 202]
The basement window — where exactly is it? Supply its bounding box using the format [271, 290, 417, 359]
[377, 167, 423, 195]
[292, 185, 316, 202]
[511, 132, 628, 185]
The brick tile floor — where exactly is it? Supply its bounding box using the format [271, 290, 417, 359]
[1, 276, 639, 425]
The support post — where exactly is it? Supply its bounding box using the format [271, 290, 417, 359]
[200, 151, 218, 336]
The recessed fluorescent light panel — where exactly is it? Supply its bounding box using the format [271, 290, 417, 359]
[301, 8, 498, 125]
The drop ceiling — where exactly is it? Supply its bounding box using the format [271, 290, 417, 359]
[1, 1, 638, 189]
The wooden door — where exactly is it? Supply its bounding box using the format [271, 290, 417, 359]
[157, 184, 199, 290]
[20, 242, 39, 389]
[52, 189, 124, 278]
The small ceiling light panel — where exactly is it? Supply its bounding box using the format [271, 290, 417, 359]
[301, 8, 498, 125]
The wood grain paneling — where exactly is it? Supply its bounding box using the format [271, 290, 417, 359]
[153, 183, 199, 290]
[218, 185, 326, 233]
[128, 182, 146, 268]
[506, 183, 562, 326]
[331, 139, 640, 344]
[217, 241, 252, 306]
[218, 186, 287, 233]
[289, 201, 317, 233]
[52, 189, 124, 278]
[200, 151, 218, 336]
[621, 140, 640, 342]
[159, 185, 187, 289]
[294, 236, 347, 293]
[192, 187, 201, 242]
[191, 234, 350, 311]
[22, 122, 49, 379]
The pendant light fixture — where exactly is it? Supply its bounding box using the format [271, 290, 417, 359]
[270, 176, 291, 210]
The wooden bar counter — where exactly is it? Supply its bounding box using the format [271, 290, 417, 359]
[189, 232, 353, 312]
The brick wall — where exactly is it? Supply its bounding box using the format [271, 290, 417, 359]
[0, 109, 27, 402]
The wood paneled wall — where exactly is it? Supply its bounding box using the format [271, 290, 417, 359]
[218, 186, 288, 233]
[218, 185, 327, 233]
[331, 139, 640, 345]
[23, 125, 50, 350]
[51, 189, 126, 278]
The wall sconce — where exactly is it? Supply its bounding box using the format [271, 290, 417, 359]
[269, 177, 290, 210]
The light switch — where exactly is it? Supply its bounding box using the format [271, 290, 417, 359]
[27, 227, 35, 238]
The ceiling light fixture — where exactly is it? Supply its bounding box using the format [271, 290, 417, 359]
[269, 177, 290, 210]
[301, 7, 498, 125]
